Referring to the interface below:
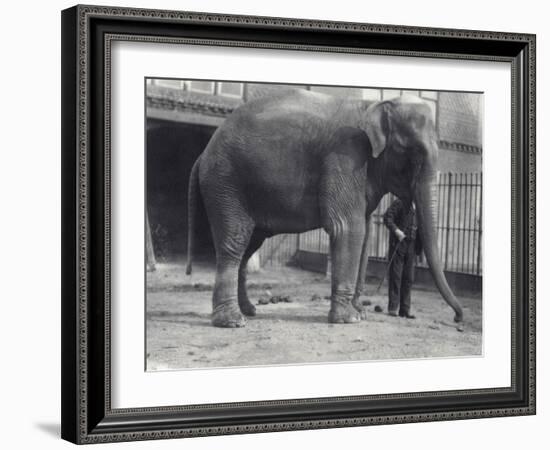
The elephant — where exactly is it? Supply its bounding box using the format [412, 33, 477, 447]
[185, 89, 464, 329]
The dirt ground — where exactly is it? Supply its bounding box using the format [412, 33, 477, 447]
[146, 261, 482, 371]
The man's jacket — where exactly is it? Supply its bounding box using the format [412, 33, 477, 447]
[383, 198, 423, 256]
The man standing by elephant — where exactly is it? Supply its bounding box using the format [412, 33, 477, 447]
[383, 198, 422, 319]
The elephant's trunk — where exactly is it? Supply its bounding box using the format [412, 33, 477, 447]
[415, 163, 464, 324]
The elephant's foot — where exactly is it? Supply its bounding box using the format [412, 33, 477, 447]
[238, 297, 257, 317]
[351, 296, 367, 320]
[328, 302, 361, 324]
[212, 302, 247, 328]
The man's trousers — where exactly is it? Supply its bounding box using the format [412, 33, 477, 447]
[388, 239, 416, 315]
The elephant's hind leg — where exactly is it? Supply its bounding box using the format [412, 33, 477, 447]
[208, 205, 255, 328]
[238, 231, 266, 317]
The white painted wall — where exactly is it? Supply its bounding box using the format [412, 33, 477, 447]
[0, 0, 546, 449]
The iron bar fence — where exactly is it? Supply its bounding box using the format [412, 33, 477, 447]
[259, 172, 482, 276]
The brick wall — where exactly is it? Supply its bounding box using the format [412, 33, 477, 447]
[438, 92, 482, 148]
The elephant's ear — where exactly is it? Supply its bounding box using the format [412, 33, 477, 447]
[331, 126, 371, 164]
[364, 101, 392, 158]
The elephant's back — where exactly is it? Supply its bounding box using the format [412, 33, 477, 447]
[231, 89, 334, 132]
[215, 90, 335, 158]
[198, 90, 330, 232]
[202, 89, 332, 165]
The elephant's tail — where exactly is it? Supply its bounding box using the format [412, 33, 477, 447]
[186, 156, 201, 275]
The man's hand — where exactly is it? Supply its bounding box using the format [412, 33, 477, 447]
[395, 229, 406, 242]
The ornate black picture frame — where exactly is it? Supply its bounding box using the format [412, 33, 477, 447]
[61, 4, 536, 444]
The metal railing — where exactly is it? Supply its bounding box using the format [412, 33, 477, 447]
[367, 173, 482, 275]
[259, 234, 298, 268]
[260, 172, 482, 276]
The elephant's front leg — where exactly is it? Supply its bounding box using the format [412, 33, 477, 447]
[352, 217, 371, 319]
[328, 223, 366, 324]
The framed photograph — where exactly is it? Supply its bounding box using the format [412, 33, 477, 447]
[61, 4, 536, 444]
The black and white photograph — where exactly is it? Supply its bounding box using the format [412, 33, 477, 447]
[145, 79, 483, 371]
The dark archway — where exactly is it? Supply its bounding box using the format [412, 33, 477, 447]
[146, 119, 216, 263]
